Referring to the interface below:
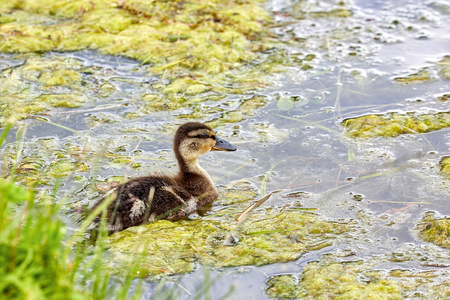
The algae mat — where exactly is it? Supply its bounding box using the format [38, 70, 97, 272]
[107, 205, 350, 278]
[266, 253, 449, 299]
[343, 112, 450, 138]
[0, 0, 284, 127]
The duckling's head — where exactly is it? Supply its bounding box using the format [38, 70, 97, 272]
[174, 122, 236, 165]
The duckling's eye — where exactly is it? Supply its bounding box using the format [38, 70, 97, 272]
[197, 132, 209, 139]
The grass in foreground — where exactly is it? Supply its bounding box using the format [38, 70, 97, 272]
[0, 176, 141, 299]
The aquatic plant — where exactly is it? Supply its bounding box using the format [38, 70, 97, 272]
[393, 68, 434, 84]
[265, 248, 450, 299]
[393, 55, 450, 84]
[266, 261, 401, 299]
[0, 126, 143, 299]
[342, 112, 450, 138]
[440, 156, 450, 179]
[0, 0, 286, 127]
[0, 0, 275, 93]
[107, 195, 350, 278]
[416, 212, 450, 250]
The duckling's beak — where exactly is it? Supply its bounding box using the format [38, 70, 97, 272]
[211, 137, 236, 151]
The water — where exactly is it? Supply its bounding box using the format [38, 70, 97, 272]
[1, 0, 449, 298]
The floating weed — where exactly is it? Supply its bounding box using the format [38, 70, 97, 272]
[416, 211, 450, 250]
[342, 111, 450, 138]
[291, 1, 353, 19]
[0, 129, 165, 202]
[266, 261, 401, 299]
[0, 0, 305, 127]
[215, 180, 259, 206]
[440, 156, 450, 179]
[393, 68, 434, 84]
[0, 0, 279, 102]
[3, 137, 90, 187]
[436, 55, 450, 80]
[0, 55, 91, 125]
[266, 248, 450, 299]
[276, 93, 309, 111]
[107, 199, 350, 278]
[36, 94, 86, 108]
[205, 95, 268, 128]
[0, 52, 277, 127]
[394, 55, 450, 84]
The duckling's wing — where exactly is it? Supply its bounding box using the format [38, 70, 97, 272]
[109, 176, 174, 222]
[90, 176, 172, 232]
[150, 185, 198, 220]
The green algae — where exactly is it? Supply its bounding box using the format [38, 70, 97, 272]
[0, 48, 275, 127]
[393, 68, 434, 84]
[37, 94, 86, 108]
[107, 201, 349, 278]
[440, 156, 450, 179]
[393, 55, 450, 85]
[266, 275, 298, 299]
[437, 55, 450, 80]
[291, 1, 353, 19]
[0, 0, 287, 127]
[1, 134, 156, 191]
[0, 0, 274, 78]
[205, 95, 267, 127]
[308, 8, 353, 19]
[4, 138, 91, 187]
[0, 55, 89, 125]
[266, 246, 450, 299]
[416, 212, 450, 250]
[342, 112, 450, 138]
[385, 244, 450, 298]
[215, 180, 260, 206]
[266, 261, 402, 299]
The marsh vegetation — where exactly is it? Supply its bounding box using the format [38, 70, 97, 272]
[1, 0, 449, 299]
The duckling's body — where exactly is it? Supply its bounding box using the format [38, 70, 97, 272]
[91, 122, 236, 233]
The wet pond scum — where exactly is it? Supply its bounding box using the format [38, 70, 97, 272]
[1, 0, 450, 299]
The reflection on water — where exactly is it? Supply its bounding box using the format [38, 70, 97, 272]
[1, 0, 449, 298]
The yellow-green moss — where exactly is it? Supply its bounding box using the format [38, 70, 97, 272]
[107, 207, 349, 278]
[266, 261, 401, 299]
[394, 68, 434, 84]
[266, 275, 298, 298]
[309, 8, 353, 18]
[440, 156, 450, 179]
[2, 136, 150, 188]
[0, 55, 89, 124]
[393, 55, 450, 84]
[437, 55, 450, 80]
[416, 212, 450, 250]
[342, 112, 450, 138]
[0, 0, 283, 126]
[8, 140, 89, 186]
[292, 1, 353, 19]
[266, 247, 450, 299]
[0, 0, 272, 77]
[36, 94, 86, 108]
[215, 181, 259, 206]
[205, 95, 267, 127]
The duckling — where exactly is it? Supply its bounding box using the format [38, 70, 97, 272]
[91, 122, 236, 233]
